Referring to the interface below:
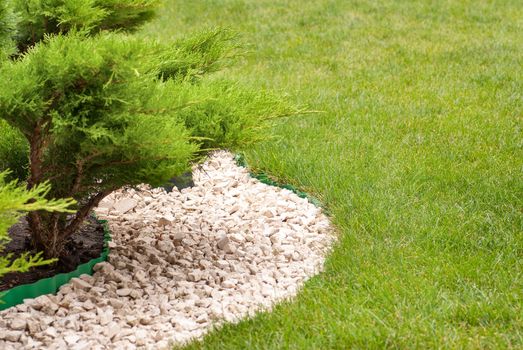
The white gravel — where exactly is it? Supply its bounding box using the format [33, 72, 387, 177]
[0, 151, 335, 349]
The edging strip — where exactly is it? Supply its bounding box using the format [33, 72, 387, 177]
[0, 218, 111, 311]
[1, 154, 320, 311]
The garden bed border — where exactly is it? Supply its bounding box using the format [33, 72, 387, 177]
[0, 217, 111, 311]
[1, 153, 322, 311]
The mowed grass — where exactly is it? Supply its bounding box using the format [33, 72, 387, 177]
[141, 1, 523, 348]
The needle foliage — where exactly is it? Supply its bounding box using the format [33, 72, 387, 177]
[0, 172, 74, 279]
[0, 1, 296, 259]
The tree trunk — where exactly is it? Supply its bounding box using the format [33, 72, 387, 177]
[26, 117, 113, 259]
[28, 190, 111, 259]
[28, 211, 65, 259]
[61, 190, 112, 240]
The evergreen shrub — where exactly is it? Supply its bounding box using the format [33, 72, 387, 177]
[0, 1, 296, 259]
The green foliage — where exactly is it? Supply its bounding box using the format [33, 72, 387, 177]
[158, 1, 523, 348]
[0, 27, 296, 257]
[0, 1, 18, 59]
[94, 0, 158, 32]
[156, 29, 240, 82]
[11, 0, 159, 53]
[0, 120, 28, 182]
[1, 31, 242, 194]
[169, 79, 295, 150]
[0, 171, 74, 278]
[0, 0, 296, 260]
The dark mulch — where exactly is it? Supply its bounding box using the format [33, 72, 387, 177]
[163, 171, 195, 192]
[0, 215, 105, 291]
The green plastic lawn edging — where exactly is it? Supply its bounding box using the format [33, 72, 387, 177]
[0, 155, 319, 311]
[0, 217, 111, 311]
[234, 153, 324, 209]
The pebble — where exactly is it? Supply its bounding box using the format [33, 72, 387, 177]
[0, 151, 334, 349]
[112, 198, 138, 214]
[116, 289, 131, 297]
[216, 235, 230, 250]
[71, 277, 92, 291]
[64, 334, 80, 346]
[9, 319, 26, 331]
[5, 331, 22, 342]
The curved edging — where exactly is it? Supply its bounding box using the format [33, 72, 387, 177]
[0, 217, 111, 311]
[0, 154, 321, 311]
[234, 153, 325, 209]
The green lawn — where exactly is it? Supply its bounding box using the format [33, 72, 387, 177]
[142, 1, 522, 348]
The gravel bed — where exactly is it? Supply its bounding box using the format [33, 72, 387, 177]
[0, 151, 335, 349]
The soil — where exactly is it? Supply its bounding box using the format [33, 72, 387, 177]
[162, 171, 195, 192]
[0, 215, 105, 291]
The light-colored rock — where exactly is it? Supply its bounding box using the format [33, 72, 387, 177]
[30, 295, 52, 310]
[139, 316, 152, 325]
[222, 279, 238, 288]
[71, 277, 92, 291]
[172, 316, 199, 331]
[158, 217, 173, 227]
[9, 318, 26, 331]
[230, 233, 245, 243]
[216, 235, 229, 250]
[129, 290, 142, 299]
[215, 260, 229, 269]
[26, 320, 42, 335]
[106, 324, 121, 340]
[172, 231, 185, 242]
[228, 205, 240, 215]
[82, 299, 95, 310]
[113, 198, 138, 214]
[157, 240, 174, 253]
[98, 199, 114, 209]
[5, 331, 22, 342]
[116, 288, 132, 297]
[100, 313, 113, 326]
[44, 326, 58, 338]
[0, 151, 334, 350]
[64, 334, 80, 346]
[109, 298, 124, 309]
[217, 235, 235, 253]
